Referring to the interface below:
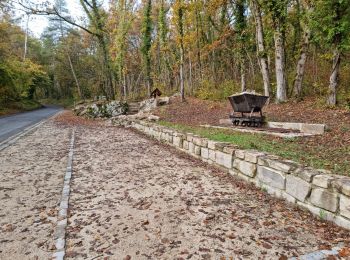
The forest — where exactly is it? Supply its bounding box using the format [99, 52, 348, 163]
[0, 0, 349, 110]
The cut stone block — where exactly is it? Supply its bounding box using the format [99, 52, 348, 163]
[223, 146, 236, 155]
[192, 136, 203, 146]
[258, 156, 297, 173]
[257, 166, 286, 190]
[235, 150, 245, 159]
[340, 195, 350, 219]
[209, 149, 216, 162]
[332, 178, 350, 197]
[214, 142, 230, 152]
[183, 140, 189, 150]
[194, 145, 201, 156]
[215, 151, 233, 169]
[219, 118, 232, 125]
[245, 150, 265, 164]
[297, 201, 336, 222]
[294, 167, 321, 182]
[335, 216, 350, 230]
[313, 174, 334, 188]
[201, 148, 209, 159]
[233, 159, 256, 178]
[208, 140, 219, 150]
[310, 188, 338, 213]
[201, 138, 208, 147]
[286, 175, 311, 202]
[186, 133, 194, 142]
[300, 123, 325, 135]
[173, 136, 183, 148]
[188, 142, 195, 154]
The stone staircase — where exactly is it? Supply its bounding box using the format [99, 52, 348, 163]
[127, 102, 140, 115]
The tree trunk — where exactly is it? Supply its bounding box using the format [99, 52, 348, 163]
[293, 28, 310, 97]
[180, 43, 185, 102]
[251, 0, 270, 96]
[240, 59, 246, 92]
[67, 54, 83, 99]
[23, 14, 30, 61]
[327, 49, 340, 106]
[274, 30, 287, 103]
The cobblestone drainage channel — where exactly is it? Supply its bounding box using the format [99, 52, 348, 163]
[52, 129, 75, 260]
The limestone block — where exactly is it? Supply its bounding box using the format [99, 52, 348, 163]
[183, 140, 189, 150]
[209, 149, 216, 162]
[223, 146, 236, 155]
[332, 177, 350, 197]
[281, 192, 297, 204]
[257, 166, 286, 190]
[201, 148, 209, 159]
[258, 155, 297, 173]
[173, 136, 183, 148]
[340, 195, 350, 219]
[335, 216, 350, 230]
[194, 145, 201, 156]
[215, 151, 233, 169]
[208, 140, 219, 150]
[188, 142, 195, 154]
[310, 188, 338, 213]
[233, 159, 256, 178]
[200, 138, 208, 147]
[214, 142, 231, 152]
[286, 175, 311, 202]
[297, 201, 336, 222]
[245, 150, 265, 164]
[192, 136, 202, 146]
[167, 134, 173, 143]
[219, 119, 232, 125]
[234, 149, 245, 159]
[300, 123, 325, 135]
[187, 133, 194, 142]
[313, 174, 334, 188]
[294, 167, 321, 182]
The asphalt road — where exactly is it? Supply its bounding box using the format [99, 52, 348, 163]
[0, 106, 62, 143]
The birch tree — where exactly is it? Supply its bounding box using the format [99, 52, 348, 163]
[251, 0, 270, 96]
[265, 0, 288, 103]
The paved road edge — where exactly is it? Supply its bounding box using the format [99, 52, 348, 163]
[0, 111, 63, 152]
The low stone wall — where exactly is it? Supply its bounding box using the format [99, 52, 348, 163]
[117, 119, 350, 230]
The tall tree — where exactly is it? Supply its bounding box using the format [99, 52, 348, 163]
[292, 0, 311, 98]
[311, 0, 350, 105]
[265, 0, 288, 103]
[174, 0, 185, 101]
[234, 0, 247, 92]
[251, 0, 271, 96]
[141, 0, 153, 96]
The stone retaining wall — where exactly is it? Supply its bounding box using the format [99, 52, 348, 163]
[117, 119, 350, 230]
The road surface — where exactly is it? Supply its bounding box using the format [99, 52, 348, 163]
[0, 106, 62, 143]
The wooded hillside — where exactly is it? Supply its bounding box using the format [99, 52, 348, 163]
[1, 0, 350, 107]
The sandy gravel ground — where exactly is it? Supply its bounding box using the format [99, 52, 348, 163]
[0, 122, 70, 259]
[65, 125, 350, 259]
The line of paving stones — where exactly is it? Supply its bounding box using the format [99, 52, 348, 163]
[52, 129, 75, 260]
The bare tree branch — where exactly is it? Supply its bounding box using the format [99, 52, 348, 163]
[15, 0, 97, 36]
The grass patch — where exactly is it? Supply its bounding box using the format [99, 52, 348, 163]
[158, 120, 348, 175]
[0, 99, 42, 116]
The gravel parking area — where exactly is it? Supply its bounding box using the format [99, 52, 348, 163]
[65, 124, 350, 259]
